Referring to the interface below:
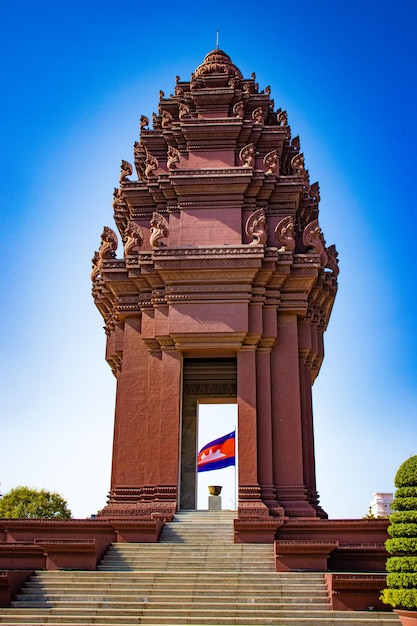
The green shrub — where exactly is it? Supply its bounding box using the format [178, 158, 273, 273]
[391, 497, 417, 511]
[390, 511, 417, 525]
[382, 456, 417, 610]
[386, 557, 417, 573]
[386, 573, 417, 588]
[388, 523, 417, 538]
[395, 456, 417, 488]
[381, 589, 417, 610]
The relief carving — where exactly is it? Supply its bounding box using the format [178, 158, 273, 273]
[246, 208, 268, 245]
[145, 150, 159, 178]
[239, 143, 255, 168]
[263, 149, 278, 175]
[291, 152, 305, 173]
[325, 244, 339, 276]
[167, 145, 181, 170]
[91, 226, 119, 282]
[140, 115, 149, 130]
[277, 110, 288, 126]
[179, 102, 190, 120]
[275, 216, 295, 251]
[150, 212, 169, 248]
[119, 160, 133, 184]
[124, 221, 144, 257]
[303, 219, 327, 267]
[291, 135, 300, 151]
[233, 100, 244, 118]
[161, 109, 172, 129]
[252, 106, 264, 125]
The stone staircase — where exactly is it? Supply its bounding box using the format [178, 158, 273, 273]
[0, 511, 400, 625]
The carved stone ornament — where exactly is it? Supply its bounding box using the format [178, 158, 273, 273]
[242, 82, 250, 93]
[274, 216, 295, 252]
[265, 85, 271, 95]
[291, 152, 305, 173]
[277, 110, 288, 126]
[112, 187, 126, 212]
[150, 212, 169, 248]
[309, 181, 320, 202]
[161, 109, 172, 129]
[263, 149, 278, 175]
[140, 115, 149, 130]
[194, 49, 243, 80]
[245, 208, 268, 245]
[159, 90, 165, 99]
[228, 77, 237, 89]
[179, 102, 190, 120]
[175, 84, 184, 97]
[325, 244, 339, 276]
[152, 112, 161, 130]
[239, 143, 255, 168]
[233, 100, 244, 118]
[124, 221, 144, 257]
[145, 150, 159, 179]
[119, 160, 133, 184]
[303, 219, 328, 267]
[91, 250, 100, 282]
[252, 107, 264, 125]
[167, 145, 181, 170]
[291, 135, 300, 151]
[100, 226, 118, 259]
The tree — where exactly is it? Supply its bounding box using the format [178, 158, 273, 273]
[0, 486, 71, 519]
[381, 455, 417, 612]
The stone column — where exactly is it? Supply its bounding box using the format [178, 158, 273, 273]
[237, 348, 269, 517]
[271, 314, 316, 517]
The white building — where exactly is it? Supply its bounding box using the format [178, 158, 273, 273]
[370, 492, 393, 518]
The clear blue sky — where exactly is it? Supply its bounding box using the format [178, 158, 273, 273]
[1, 0, 416, 519]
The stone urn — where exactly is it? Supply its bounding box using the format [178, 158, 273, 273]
[395, 610, 417, 626]
[208, 485, 222, 496]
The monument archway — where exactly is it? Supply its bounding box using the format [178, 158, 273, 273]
[93, 49, 339, 522]
[180, 358, 237, 511]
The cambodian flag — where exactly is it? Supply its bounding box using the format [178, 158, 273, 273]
[197, 431, 236, 473]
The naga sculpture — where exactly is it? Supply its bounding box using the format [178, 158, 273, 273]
[274, 216, 295, 252]
[252, 107, 264, 125]
[245, 208, 268, 245]
[124, 221, 144, 257]
[239, 143, 255, 168]
[291, 152, 305, 173]
[233, 101, 244, 118]
[140, 115, 149, 131]
[167, 145, 181, 170]
[150, 212, 169, 248]
[119, 160, 133, 184]
[277, 110, 288, 126]
[325, 244, 339, 276]
[179, 103, 190, 120]
[91, 226, 119, 283]
[303, 219, 327, 267]
[145, 150, 159, 179]
[264, 149, 279, 175]
[161, 110, 172, 129]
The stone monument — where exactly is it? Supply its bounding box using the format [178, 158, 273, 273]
[91, 49, 339, 522]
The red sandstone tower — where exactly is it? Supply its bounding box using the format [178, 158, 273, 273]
[91, 50, 339, 522]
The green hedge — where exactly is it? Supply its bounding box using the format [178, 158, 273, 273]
[386, 557, 417, 573]
[381, 589, 417, 610]
[395, 456, 417, 488]
[390, 511, 417, 525]
[388, 523, 417, 538]
[382, 456, 417, 610]
[391, 497, 417, 511]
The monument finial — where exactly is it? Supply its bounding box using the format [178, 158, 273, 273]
[216, 30, 219, 50]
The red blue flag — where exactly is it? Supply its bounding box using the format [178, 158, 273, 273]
[197, 431, 236, 473]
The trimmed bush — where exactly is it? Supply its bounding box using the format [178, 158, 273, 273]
[382, 455, 417, 610]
